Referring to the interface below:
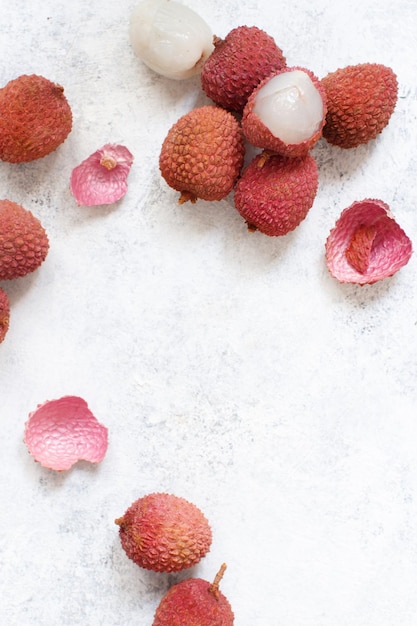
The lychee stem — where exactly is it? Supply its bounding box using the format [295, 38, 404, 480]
[100, 155, 117, 170]
[178, 190, 197, 204]
[209, 563, 227, 600]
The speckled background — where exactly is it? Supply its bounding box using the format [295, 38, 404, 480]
[1, 1, 417, 624]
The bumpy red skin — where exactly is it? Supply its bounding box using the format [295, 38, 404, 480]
[325, 199, 412, 284]
[115, 493, 212, 573]
[321, 63, 398, 148]
[0, 200, 49, 279]
[0, 288, 10, 343]
[153, 577, 234, 626]
[241, 67, 327, 158]
[159, 106, 245, 203]
[234, 152, 319, 236]
[201, 25, 286, 114]
[0, 74, 72, 163]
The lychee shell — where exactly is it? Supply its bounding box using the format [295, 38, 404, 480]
[325, 198, 412, 284]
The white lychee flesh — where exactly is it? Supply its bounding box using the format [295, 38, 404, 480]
[252, 70, 324, 144]
[129, 0, 214, 80]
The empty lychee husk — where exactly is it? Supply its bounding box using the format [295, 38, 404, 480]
[24, 396, 108, 470]
[325, 199, 412, 284]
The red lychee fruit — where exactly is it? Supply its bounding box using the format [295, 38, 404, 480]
[201, 25, 286, 114]
[234, 151, 319, 236]
[321, 63, 398, 148]
[0, 199, 49, 280]
[0, 287, 10, 343]
[325, 198, 412, 284]
[115, 492, 212, 573]
[152, 563, 234, 626]
[159, 105, 245, 203]
[241, 66, 326, 158]
[0, 74, 72, 163]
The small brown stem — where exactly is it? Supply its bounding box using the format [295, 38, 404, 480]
[209, 563, 227, 600]
[100, 155, 117, 170]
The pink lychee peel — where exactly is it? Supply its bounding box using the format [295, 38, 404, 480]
[70, 144, 134, 206]
[24, 396, 108, 471]
[325, 199, 412, 284]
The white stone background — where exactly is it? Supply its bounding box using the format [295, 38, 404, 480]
[1, 0, 417, 624]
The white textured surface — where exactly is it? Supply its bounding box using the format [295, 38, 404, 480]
[1, 1, 417, 624]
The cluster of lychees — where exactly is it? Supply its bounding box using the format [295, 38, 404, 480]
[0, 74, 70, 340]
[0, 74, 136, 343]
[0, 74, 73, 343]
[154, 21, 412, 286]
[115, 492, 235, 625]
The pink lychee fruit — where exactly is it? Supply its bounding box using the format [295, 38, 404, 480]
[201, 25, 286, 114]
[24, 396, 109, 471]
[70, 144, 134, 206]
[234, 151, 319, 236]
[0, 287, 10, 343]
[115, 492, 212, 572]
[152, 563, 234, 626]
[241, 66, 327, 157]
[325, 199, 412, 284]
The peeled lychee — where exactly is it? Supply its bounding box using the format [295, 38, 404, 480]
[241, 67, 326, 157]
[234, 151, 319, 236]
[159, 105, 245, 203]
[0, 287, 10, 343]
[0, 74, 72, 163]
[115, 492, 212, 572]
[70, 144, 134, 206]
[129, 0, 214, 80]
[0, 199, 49, 280]
[201, 25, 286, 113]
[325, 199, 412, 284]
[24, 396, 109, 471]
[153, 563, 234, 626]
[321, 63, 398, 148]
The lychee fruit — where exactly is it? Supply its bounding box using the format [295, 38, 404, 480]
[153, 563, 234, 626]
[0, 199, 49, 280]
[201, 25, 286, 114]
[129, 0, 214, 80]
[325, 198, 412, 284]
[159, 105, 245, 203]
[321, 63, 398, 149]
[70, 143, 134, 206]
[115, 492, 212, 572]
[0, 74, 72, 163]
[234, 151, 319, 236]
[0, 288, 10, 343]
[241, 67, 326, 158]
[24, 396, 109, 471]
